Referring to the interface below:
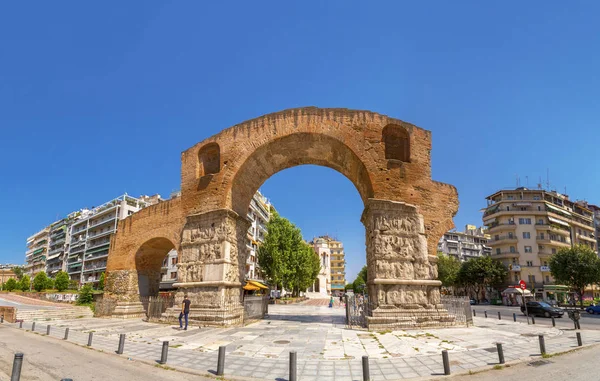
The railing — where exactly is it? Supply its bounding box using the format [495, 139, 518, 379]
[88, 215, 116, 230]
[87, 229, 114, 240]
[87, 239, 111, 250]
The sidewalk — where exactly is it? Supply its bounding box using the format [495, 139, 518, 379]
[4, 309, 600, 381]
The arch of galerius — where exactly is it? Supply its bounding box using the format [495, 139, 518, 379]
[104, 107, 459, 328]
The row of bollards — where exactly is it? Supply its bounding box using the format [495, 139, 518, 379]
[10, 319, 585, 380]
[474, 310, 579, 329]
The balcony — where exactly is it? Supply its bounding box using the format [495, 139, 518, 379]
[577, 234, 596, 243]
[86, 251, 109, 261]
[83, 263, 106, 273]
[493, 251, 519, 259]
[87, 229, 114, 240]
[487, 222, 517, 233]
[491, 235, 518, 244]
[548, 239, 571, 248]
[87, 240, 110, 251]
[88, 216, 116, 230]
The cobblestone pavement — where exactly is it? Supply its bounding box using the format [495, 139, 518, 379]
[5, 302, 600, 381]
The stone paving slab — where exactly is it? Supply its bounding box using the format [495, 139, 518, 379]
[7, 303, 600, 380]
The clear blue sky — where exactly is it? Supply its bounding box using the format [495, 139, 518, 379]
[2, 2, 600, 283]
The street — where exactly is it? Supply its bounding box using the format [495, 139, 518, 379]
[0, 325, 211, 381]
[438, 345, 600, 381]
[470, 304, 600, 330]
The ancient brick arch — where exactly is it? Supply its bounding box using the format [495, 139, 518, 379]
[106, 107, 459, 327]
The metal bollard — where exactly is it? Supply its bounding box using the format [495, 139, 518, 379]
[47, 325, 51, 336]
[11, 353, 24, 381]
[577, 321, 581, 330]
[538, 335, 546, 355]
[484, 311, 488, 318]
[531, 316, 535, 324]
[1, 315, 4, 323]
[442, 350, 451, 375]
[160, 341, 169, 364]
[32, 322, 35, 332]
[513, 313, 516, 322]
[64, 328, 69, 340]
[87, 332, 93, 346]
[362, 355, 370, 381]
[577, 332, 582, 347]
[498, 311, 501, 320]
[289, 351, 297, 381]
[552, 317, 555, 327]
[19, 321, 23, 329]
[473, 309, 476, 317]
[61, 379, 74, 381]
[497, 343, 505, 364]
[217, 346, 226, 376]
[117, 334, 125, 354]
[574, 320, 577, 330]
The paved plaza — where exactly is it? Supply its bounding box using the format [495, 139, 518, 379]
[4, 300, 600, 380]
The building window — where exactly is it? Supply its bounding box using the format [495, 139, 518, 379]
[518, 218, 532, 225]
[540, 233, 545, 239]
[170, 272, 177, 279]
[523, 232, 531, 239]
[495, 235, 499, 241]
[496, 248, 501, 255]
[545, 276, 550, 283]
[171, 257, 178, 265]
[526, 261, 533, 266]
[510, 246, 516, 253]
[524, 246, 532, 253]
[552, 248, 556, 254]
[514, 274, 519, 282]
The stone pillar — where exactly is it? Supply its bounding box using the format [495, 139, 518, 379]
[361, 199, 454, 329]
[105, 270, 146, 319]
[162, 209, 249, 326]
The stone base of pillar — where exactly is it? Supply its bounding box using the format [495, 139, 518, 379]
[366, 306, 456, 330]
[111, 301, 146, 319]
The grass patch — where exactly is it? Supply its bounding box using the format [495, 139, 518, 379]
[154, 364, 176, 371]
[493, 365, 503, 370]
[170, 344, 183, 348]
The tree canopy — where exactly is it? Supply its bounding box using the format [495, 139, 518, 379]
[33, 272, 49, 292]
[55, 271, 70, 292]
[4, 278, 17, 291]
[457, 256, 506, 301]
[19, 275, 31, 292]
[437, 253, 461, 289]
[550, 245, 600, 307]
[257, 210, 320, 296]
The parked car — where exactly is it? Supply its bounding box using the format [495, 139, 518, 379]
[585, 304, 600, 314]
[469, 299, 477, 305]
[520, 301, 564, 318]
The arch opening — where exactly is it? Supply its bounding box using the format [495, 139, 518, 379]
[229, 132, 374, 217]
[135, 237, 177, 300]
[382, 124, 410, 162]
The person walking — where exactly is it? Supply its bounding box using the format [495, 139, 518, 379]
[179, 294, 191, 330]
[329, 295, 334, 308]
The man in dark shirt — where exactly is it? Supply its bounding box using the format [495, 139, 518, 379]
[179, 294, 191, 330]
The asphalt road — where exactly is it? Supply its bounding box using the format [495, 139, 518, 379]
[471, 304, 600, 330]
[0, 325, 212, 381]
[437, 344, 600, 381]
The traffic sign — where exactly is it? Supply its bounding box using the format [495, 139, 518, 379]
[519, 280, 526, 290]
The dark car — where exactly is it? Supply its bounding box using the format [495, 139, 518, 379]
[521, 301, 564, 318]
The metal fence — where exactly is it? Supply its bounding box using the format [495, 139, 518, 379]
[142, 295, 175, 322]
[345, 295, 471, 329]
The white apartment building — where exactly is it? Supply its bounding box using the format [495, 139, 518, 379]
[437, 225, 492, 262]
[246, 191, 271, 281]
[25, 227, 50, 277]
[160, 249, 178, 290]
[67, 194, 151, 285]
[307, 237, 332, 297]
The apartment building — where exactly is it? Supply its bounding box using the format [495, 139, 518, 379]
[438, 224, 492, 262]
[483, 187, 596, 300]
[306, 236, 347, 297]
[25, 227, 50, 277]
[46, 217, 71, 276]
[160, 249, 179, 290]
[68, 194, 150, 285]
[245, 191, 271, 281]
[587, 204, 600, 256]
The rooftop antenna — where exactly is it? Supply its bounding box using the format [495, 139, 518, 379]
[546, 169, 550, 191]
[526, 176, 529, 187]
[516, 174, 520, 187]
[538, 177, 543, 190]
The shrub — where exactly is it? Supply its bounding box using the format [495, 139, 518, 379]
[77, 284, 94, 305]
[55, 271, 69, 292]
[4, 278, 17, 291]
[33, 272, 49, 292]
[19, 275, 31, 292]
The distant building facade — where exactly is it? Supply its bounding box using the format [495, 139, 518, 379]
[245, 191, 271, 281]
[0, 265, 17, 285]
[307, 236, 347, 297]
[437, 224, 492, 262]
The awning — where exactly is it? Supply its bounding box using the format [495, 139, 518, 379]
[248, 280, 268, 290]
[546, 203, 571, 216]
[33, 248, 45, 255]
[86, 245, 110, 255]
[446, 240, 458, 244]
[47, 253, 61, 260]
[243, 283, 261, 291]
[503, 288, 532, 295]
[548, 216, 570, 227]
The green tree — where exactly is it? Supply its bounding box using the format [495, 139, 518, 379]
[12, 266, 24, 280]
[437, 253, 461, 290]
[98, 272, 105, 291]
[4, 278, 17, 291]
[258, 211, 320, 296]
[344, 283, 353, 291]
[457, 256, 506, 301]
[55, 271, 69, 292]
[19, 275, 31, 292]
[550, 245, 600, 308]
[353, 275, 366, 293]
[33, 272, 49, 292]
[77, 284, 94, 305]
[357, 265, 368, 284]
[45, 277, 55, 290]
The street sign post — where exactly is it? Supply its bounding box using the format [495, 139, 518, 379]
[519, 280, 530, 324]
